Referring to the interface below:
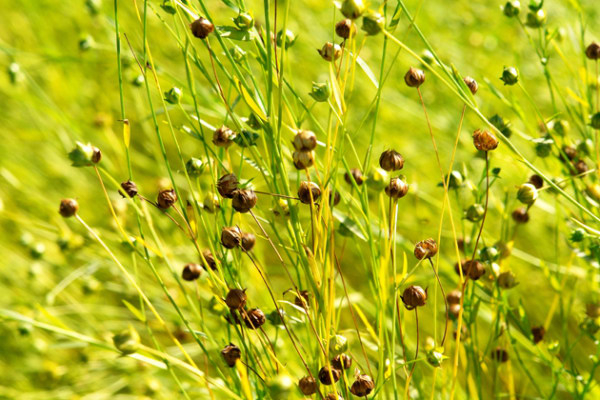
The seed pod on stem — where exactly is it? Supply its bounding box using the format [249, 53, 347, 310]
[331, 353, 352, 370]
[401, 285, 427, 310]
[298, 181, 321, 204]
[379, 149, 404, 171]
[473, 129, 499, 151]
[318, 42, 342, 62]
[120, 180, 138, 198]
[221, 343, 241, 367]
[586, 42, 600, 60]
[335, 19, 354, 39]
[293, 130, 317, 151]
[182, 263, 202, 281]
[385, 177, 408, 199]
[463, 76, 478, 94]
[225, 288, 247, 310]
[232, 189, 257, 213]
[350, 374, 374, 397]
[190, 17, 214, 39]
[221, 226, 242, 249]
[157, 188, 177, 209]
[344, 168, 364, 186]
[404, 67, 425, 88]
[292, 150, 314, 169]
[318, 366, 340, 385]
[212, 125, 236, 148]
[217, 174, 239, 198]
[59, 198, 79, 218]
[241, 232, 256, 251]
[414, 238, 438, 260]
[298, 376, 318, 395]
[243, 308, 266, 329]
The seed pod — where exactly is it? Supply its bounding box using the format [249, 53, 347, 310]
[157, 188, 177, 209]
[525, 9, 546, 28]
[233, 12, 253, 30]
[221, 343, 241, 367]
[528, 174, 544, 189]
[449, 303, 461, 319]
[511, 207, 529, 224]
[472, 129, 499, 151]
[329, 334, 348, 355]
[243, 308, 266, 329]
[379, 149, 404, 171]
[318, 366, 341, 385]
[531, 326, 545, 344]
[385, 177, 409, 199]
[120, 180, 138, 198]
[331, 354, 352, 370]
[446, 171, 464, 189]
[361, 12, 385, 36]
[293, 130, 317, 151]
[318, 42, 342, 62]
[491, 347, 509, 363]
[345, 168, 364, 186]
[182, 263, 202, 281]
[310, 81, 331, 102]
[561, 145, 577, 161]
[447, 290, 462, 305]
[466, 204, 485, 222]
[276, 29, 297, 49]
[489, 114, 513, 137]
[59, 198, 79, 218]
[68, 141, 101, 167]
[414, 238, 438, 260]
[221, 226, 242, 249]
[164, 86, 182, 104]
[293, 150, 315, 169]
[113, 325, 140, 355]
[498, 271, 517, 289]
[573, 160, 589, 175]
[335, 19, 354, 39]
[463, 76, 478, 95]
[241, 232, 256, 251]
[503, 1, 520, 17]
[298, 181, 321, 204]
[190, 17, 214, 39]
[341, 0, 365, 19]
[517, 183, 538, 205]
[213, 125, 236, 148]
[186, 158, 204, 176]
[586, 302, 600, 318]
[217, 174, 239, 198]
[591, 112, 600, 130]
[203, 193, 220, 213]
[201, 250, 217, 271]
[500, 66, 519, 85]
[298, 376, 318, 395]
[232, 189, 257, 213]
[586, 42, 600, 60]
[294, 290, 310, 309]
[225, 288, 247, 310]
[350, 374, 374, 397]
[330, 190, 341, 206]
[404, 67, 425, 88]
[401, 285, 427, 310]
[92, 147, 102, 163]
[455, 260, 485, 280]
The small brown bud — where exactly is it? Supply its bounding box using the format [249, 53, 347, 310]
[190, 17, 214, 39]
[294, 290, 310, 309]
[318, 366, 341, 385]
[473, 129, 499, 151]
[528, 174, 544, 189]
[221, 343, 241, 367]
[385, 177, 409, 199]
[232, 189, 257, 213]
[243, 308, 266, 329]
[92, 147, 102, 163]
[217, 174, 239, 198]
[120, 180, 138, 198]
[447, 290, 462, 305]
[463, 76, 478, 95]
[201, 250, 217, 271]
[531, 326, 545, 344]
[491, 347, 509, 363]
[455, 259, 485, 280]
[221, 226, 242, 249]
[298, 376, 318, 395]
[404, 67, 425, 88]
[573, 160, 589, 175]
[401, 285, 427, 310]
[293, 150, 315, 169]
[414, 238, 438, 260]
[335, 19, 354, 39]
[330, 190, 341, 206]
[59, 198, 79, 218]
[511, 207, 529, 224]
[350, 374, 374, 397]
[379, 149, 404, 171]
[586, 42, 600, 60]
[298, 181, 321, 204]
[212, 125, 235, 148]
[318, 42, 342, 62]
[241, 232, 256, 251]
[449, 303, 461, 319]
[331, 353, 352, 370]
[293, 130, 317, 151]
[344, 168, 364, 186]
[182, 263, 202, 281]
[157, 188, 177, 209]
[225, 288, 247, 310]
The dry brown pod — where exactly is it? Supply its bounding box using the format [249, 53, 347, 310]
[190, 17, 215, 39]
[182, 263, 202, 281]
[212, 125, 236, 147]
[59, 198, 79, 218]
[586, 42, 600, 60]
[298, 181, 321, 204]
[201, 250, 217, 271]
[331, 353, 352, 370]
[379, 149, 404, 171]
[232, 189, 257, 213]
[345, 168, 364, 186]
[330, 190, 341, 206]
[404, 67, 425, 88]
[225, 288, 247, 310]
[217, 174, 239, 198]
[455, 259, 485, 280]
[449, 303, 461, 320]
[511, 207, 530, 224]
[293, 130, 317, 151]
[531, 326, 545, 344]
[335, 19, 354, 39]
[350, 374, 374, 397]
[324, 393, 343, 400]
[120, 180, 138, 198]
[293, 290, 310, 309]
[157, 188, 177, 209]
[293, 150, 315, 169]
[401, 285, 427, 310]
[241, 232, 256, 251]
[385, 177, 409, 199]
[221, 226, 242, 249]
[528, 174, 544, 189]
[472, 129, 499, 152]
[447, 290, 462, 305]
[298, 376, 318, 395]
[221, 343, 241, 367]
[243, 308, 266, 329]
[318, 366, 341, 385]
[414, 238, 438, 260]
[463, 76, 478, 95]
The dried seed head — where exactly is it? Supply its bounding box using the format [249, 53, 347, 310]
[350, 374, 374, 397]
[92, 147, 102, 163]
[221, 343, 241, 367]
[586, 42, 600, 60]
[401, 285, 427, 310]
[516, 183, 538, 205]
[318, 366, 341, 385]
[379, 149, 404, 171]
[345, 168, 364, 186]
[298, 376, 318, 395]
[318, 42, 342, 62]
[463, 76, 478, 95]
[212, 125, 236, 148]
[531, 326, 545, 344]
[414, 238, 438, 260]
[59, 198, 79, 218]
[225, 288, 247, 310]
[243, 308, 266, 329]
[341, 0, 365, 19]
[528, 174, 544, 189]
[500, 66, 519, 85]
[201, 250, 217, 271]
[498, 271, 517, 289]
[292, 150, 315, 169]
[190, 17, 214, 39]
[404, 67, 425, 88]
[298, 181, 321, 204]
[232, 189, 257, 213]
[241, 232, 256, 251]
[294, 290, 310, 309]
[331, 353, 352, 370]
[293, 130, 317, 151]
[335, 19, 354, 39]
[120, 180, 138, 198]
[157, 188, 177, 209]
[511, 207, 530, 224]
[472, 129, 499, 151]
[217, 174, 239, 198]
[182, 263, 202, 281]
[455, 260, 485, 280]
[447, 290, 462, 305]
[491, 347, 509, 363]
[586, 302, 600, 318]
[221, 226, 242, 249]
[385, 177, 409, 199]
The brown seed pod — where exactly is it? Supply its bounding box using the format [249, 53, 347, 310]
[91, 147, 102, 163]
[293, 150, 315, 169]
[586, 302, 600, 318]
[221, 226, 242, 249]
[335, 19, 354, 39]
[463, 76, 478, 95]
[455, 260, 485, 280]
[294, 290, 310, 309]
[298, 181, 321, 204]
[447, 290, 462, 305]
[212, 125, 235, 148]
[59, 198, 79, 218]
[511, 207, 530, 224]
[491, 347, 509, 363]
[243, 308, 266, 329]
[449, 303, 461, 320]
[379, 149, 404, 171]
[528, 174, 544, 189]
[385, 177, 409, 199]
[414, 238, 438, 260]
[190, 17, 214, 39]
[298, 376, 318, 395]
[318, 366, 341, 385]
[345, 168, 364, 186]
[586, 42, 600, 60]
[350, 374, 374, 397]
[293, 130, 317, 151]
[330, 190, 341, 206]
[201, 250, 217, 271]
[157, 188, 177, 209]
[232, 189, 257, 213]
[241, 232, 256, 251]
[561, 145, 577, 162]
[318, 42, 342, 61]
[404, 67, 425, 88]
[573, 160, 589, 175]
[120, 180, 138, 198]
[472, 129, 499, 152]
[182, 263, 202, 281]
[225, 288, 247, 310]
[217, 174, 239, 198]
[531, 326, 545, 344]
[221, 343, 241, 367]
[331, 353, 352, 370]
[401, 285, 427, 310]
